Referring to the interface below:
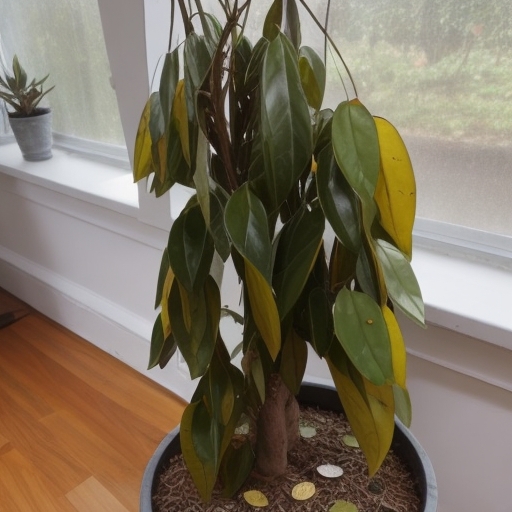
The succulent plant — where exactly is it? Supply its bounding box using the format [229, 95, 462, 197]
[0, 55, 54, 116]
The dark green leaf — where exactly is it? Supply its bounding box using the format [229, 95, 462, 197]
[307, 288, 333, 357]
[332, 100, 379, 224]
[273, 205, 325, 318]
[284, 0, 301, 50]
[317, 145, 362, 254]
[155, 248, 171, 308]
[279, 330, 307, 395]
[333, 288, 393, 386]
[159, 49, 180, 133]
[220, 439, 254, 498]
[158, 332, 178, 369]
[260, 33, 313, 213]
[168, 202, 215, 293]
[209, 182, 231, 261]
[263, 0, 283, 41]
[375, 239, 425, 327]
[224, 184, 272, 282]
[148, 313, 165, 369]
[169, 277, 220, 379]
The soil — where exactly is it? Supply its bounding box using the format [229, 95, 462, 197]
[153, 406, 421, 512]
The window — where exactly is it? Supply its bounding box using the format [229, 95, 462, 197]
[0, 0, 125, 146]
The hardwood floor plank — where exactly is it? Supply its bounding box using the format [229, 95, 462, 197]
[0, 448, 78, 512]
[66, 476, 131, 512]
[0, 304, 187, 511]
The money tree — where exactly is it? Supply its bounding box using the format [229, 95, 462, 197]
[133, 0, 424, 502]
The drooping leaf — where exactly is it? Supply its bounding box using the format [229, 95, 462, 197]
[209, 182, 231, 261]
[333, 288, 393, 386]
[374, 116, 416, 259]
[148, 313, 168, 369]
[307, 287, 333, 357]
[299, 46, 325, 110]
[279, 329, 307, 395]
[284, 0, 301, 51]
[173, 79, 191, 166]
[220, 439, 254, 498]
[327, 344, 395, 476]
[168, 277, 220, 379]
[393, 384, 412, 427]
[382, 305, 407, 388]
[317, 145, 361, 254]
[167, 202, 215, 293]
[260, 33, 313, 213]
[193, 130, 210, 227]
[272, 205, 325, 319]
[155, 247, 171, 308]
[245, 260, 281, 361]
[263, 0, 283, 41]
[159, 49, 180, 133]
[332, 99, 379, 230]
[375, 239, 425, 327]
[225, 184, 272, 282]
[355, 237, 387, 306]
[148, 92, 166, 184]
[158, 332, 178, 369]
[133, 97, 153, 182]
[180, 400, 220, 502]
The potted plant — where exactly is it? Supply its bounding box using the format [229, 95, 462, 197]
[134, 0, 436, 509]
[0, 55, 54, 161]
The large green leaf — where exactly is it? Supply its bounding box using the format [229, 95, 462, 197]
[148, 313, 167, 369]
[374, 116, 416, 260]
[169, 277, 220, 379]
[167, 202, 215, 293]
[284, 0, 301, 51]
[317, 145, 361, 254]
[333, 288, 393, 386]
[208, 182, 231, 262]
[375, 239, 425, 327]
[260, 33, 313, 213]
[332, 99, 379, 231]
[326, 343, 395, 476]
[273, 205, 325, 319]
[307, 287, 333, 357]
[219, 439, 254, 498]
[180, 400, 220, 502]
[224, 184, 272, 282]
[299, 46, 325, 110]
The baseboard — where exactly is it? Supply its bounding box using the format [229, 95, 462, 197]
[0, 246, 195, 401]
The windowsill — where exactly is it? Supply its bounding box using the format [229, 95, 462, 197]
[1, 140, 512, 356]
[0, 142, 138, 217]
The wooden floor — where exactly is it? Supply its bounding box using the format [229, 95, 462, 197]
[0, 293, 186, 511]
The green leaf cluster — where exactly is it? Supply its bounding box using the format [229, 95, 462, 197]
[0, 55, 54, 116]
[135, 0, 425, 501]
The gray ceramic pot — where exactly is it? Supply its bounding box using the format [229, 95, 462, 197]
[140, 382, 438, 511]
[9, 108, 53, 161]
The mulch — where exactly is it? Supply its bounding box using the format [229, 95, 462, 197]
[153, 406, 421, 512]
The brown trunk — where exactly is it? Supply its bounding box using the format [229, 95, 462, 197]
[254, 373, 300, 478]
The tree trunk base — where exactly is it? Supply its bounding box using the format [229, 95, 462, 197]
[254, 373, 300, 478]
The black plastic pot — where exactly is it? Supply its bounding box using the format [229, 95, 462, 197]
[140, 382, 437, 511]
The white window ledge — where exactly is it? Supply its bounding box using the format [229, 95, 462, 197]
[0, 141, 138, 216]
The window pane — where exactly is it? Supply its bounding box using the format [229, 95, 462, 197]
[0, 0, 125, 145]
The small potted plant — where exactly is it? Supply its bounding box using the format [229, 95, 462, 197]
[0, 55, 54, 161]
[135, 0, 436, 510]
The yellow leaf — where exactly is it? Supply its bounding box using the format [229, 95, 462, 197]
[327, 356, 394, 476]
[160, 268, 175, 339]
[291, 482, 316, 501]
[374, 116, 416, 259]
[133, 98, 153, 182]
[245, 259, 281, 360]
[382, 305, 407, 388]
[173, 79, 191, 166]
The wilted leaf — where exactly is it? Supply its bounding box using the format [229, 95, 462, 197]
[244, 490, 269, 507]
[291, 482, 316, 501]
[374, 116, 416, 259]
[382, 305, 407, 388]
[133, 97, 153, 182]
